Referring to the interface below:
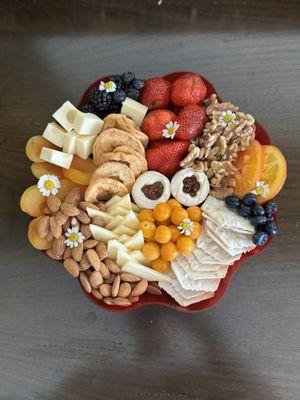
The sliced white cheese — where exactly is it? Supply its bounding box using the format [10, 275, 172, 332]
[74, 111, 104, 135]
[107, 240, 127, 260]
[131, 203, 141, 213]
[40, 147, 73, 169]
[120, 98, 148, 127]
[76, 134, 97, 160]
[106, 194, 132, 212]
[122, 210, 139, 230]
[105, 195, 121, 208]
[116, 249, 134, 267]
[110, 206, 132, 217]
[42, 122, 65, 147]
[90, 224, 117, 243]
[124, 230, 144, 251]
[113, 224, 137, 236]
[130, 250, 151, 266]
[118, 234, 131, 244]
[105, 215, 124, 230]
[86, 207, 113, 223]
[52, 101, 78, 132]
[122, 261, 171, 282]
[63, 130, 79, 155]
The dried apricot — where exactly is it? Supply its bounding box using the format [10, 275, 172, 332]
[28, 217, 52, 250]
[20, 185, 47, 217]
[31, 162, 63, 179]
[57, 179, 87, 201]
[25, 135, 58, 163]
[63, 155, 96, 185]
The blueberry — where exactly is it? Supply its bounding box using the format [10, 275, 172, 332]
[126, 88, 140, 101]
[250, 215, 267, 228]
[252, 231, 269, 246]
[225, 195, 241, 209]
[130, 79, 145, 90]
[252, 204, 265, 216]
[242, 193, 257, 206]
[112, 90, 126, 104]
[238, 205, 252, 218]
[265, 213, 275, 223]
[264, 221, 279, 236]
[121, 71, 135, 84]
[264, 201, 278, 215]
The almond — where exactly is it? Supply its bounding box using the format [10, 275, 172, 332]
[79, 252, 91, 270]
[43, 206, 52, 215]
[98, 262, 110, 279]
[118, 282, 131, 298]
[96, 202, 106, 211]
[63, 258, 80, 278]
[81, 224, 92, 240]
[131, 279, 148, 297]
[55, 210, 69, 226]
[103, 297, 115, 305]
[86, 249, 101, 270]
[71, 242, 83, 262]
[53, 236, 66, 257]
[91, 289, 103, 301]
[92, 216, 105, 227]
[89, 271, 103, 289]
[99, 283, 112, 297]
[77, 210, 91, 224]
[95, 242, 108, 260]
[79, 272, 92, 293]
[113, 297, 132, 307]
[147, 284, 162, 296]
[46, 230, 54, 242]
[104, 259, 121, 274]
[50, 216, 62, 239]
[64, 187, 81, 206]
[79, 201, 99, 211]
[46, 249, 62, 260]
[37, 215, 50, 239]
[127, 295, 139, 304]
[61, 203, 80, 217]
[83, 239, 99, 250]
[120, 273, 141, 283]
[62, 218, 71, 231]
[70, 217, 80, 229]
[63, 246, 72, 260]
[46, 195, 61, 213]
[112, 274, 121, 298]
[104, 274, 115, 284]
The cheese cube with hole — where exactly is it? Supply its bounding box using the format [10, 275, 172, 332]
[74, 111, 104, 135]
[107, 240, 128, 260]
[105, 215, 124, 230]
[106, 194, 132, 212]
[86, 207, 114, 223]
[40, 147, 73, 169]
[90, 224, 117, 243]
[113, 224, 137, 236]
[63, 130, 79, 155]
[105, 195, 121, 207]
[42, 122, 65, 147]
[76, 134, 97, 160]
[121, 98, 148, 127]
[122, 261, 170, 282]
[124, 230, 144, 251]
[121, 210, 139, 230]
[52, 101, 78, 132]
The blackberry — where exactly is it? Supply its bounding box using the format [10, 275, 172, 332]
[110, 75, 125, 91]
[109, 103, 122, 114]
[112, 90, 126, 104]
[88, 87, 101, 107]
[89, 88, 112, 111]
[225, 195, 240, 210]
[252, 231, 268, 246]
[126, 88, 140, 101]
[79, 104, 95, 113]
[122, 71, 135, 84]
[130, 78, 145, 91]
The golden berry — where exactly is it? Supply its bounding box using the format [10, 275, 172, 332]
[168, 225, 181, 243]
[139, 220, 156, 240]
[187, 206, 202, 222]
[138, 209, 155, 222]
[143, 242, 160, 261]
[177, 236, 195, 255]
[171, 208, 188, 225]
[155, 225, 172, 244]
[153, 202, 172, 222]
[151, 257, 171, 274]
[167, 198, 182, 209]
[189, 221, 202, 240]
[160, 242, 179, 261]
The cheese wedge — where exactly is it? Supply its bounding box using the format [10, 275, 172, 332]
[120, 98, 148, 127]
[90, 224, 117, 243]
[74, 111, 104, 135]
[42, 122, 65, 147]
[52, 101, 78, 132]
[105, 195, 121, 207]
[118, 234, 131, 244]
[107, 240, 127, 260]
[86, 207, 113, 223]
[130, 250, 151, 266]
[40, 147, 73, 169]
[110, 206, 132, 217]
[122, 261, 171, 282]
[105, 215, 124, 230]
[76, 134, 97, 160]
[122, 210, 139, 230]
[113, 224, 136, 236]
[116, 249, 135, 267]
[63, 130, 79, 155]
[106, 194, 132, 212]
[124, 230, 144, 251]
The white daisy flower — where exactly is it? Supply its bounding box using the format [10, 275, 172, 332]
[251, 181, 270, 198]
[37, 174, 61, 197]
[64, 227, 85, 248]
[99, 80, 116, 93]
[162, 121, 180, 139]
[178, 218, 194, 237]
[219, 110, 236, 127]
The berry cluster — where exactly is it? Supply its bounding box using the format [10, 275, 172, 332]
[225, 194, 278, 246]
[80, 71, 144, 118]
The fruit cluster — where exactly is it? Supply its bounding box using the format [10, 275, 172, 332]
[82, 71, 145, 117]
[139, 199, 203, 274]
[225, 193, 278, 246]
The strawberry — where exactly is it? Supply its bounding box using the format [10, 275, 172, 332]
[141, 109, 177, 141]
[146, 140, 190, 177]
[141, 77, 171, 110]
[175, 104, 206, 140]
[170, 73, 207, 106]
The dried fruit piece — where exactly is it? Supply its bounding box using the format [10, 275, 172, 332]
[20, 185, 47, 217]
[31, 162, 63, 179]
[63, 155, 97, 185]
[25, 135, 58, 163]
[28, 217, 53, 250]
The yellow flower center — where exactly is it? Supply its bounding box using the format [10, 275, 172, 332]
[44, 180, 55, 190]
[69, 233, 79, 243]
[181, 222, 191, 231]
[168, 127, 176, 136]
[223, 114, 232, 123]
[105, 82, 113, 90]
[256, 186, 263, 195]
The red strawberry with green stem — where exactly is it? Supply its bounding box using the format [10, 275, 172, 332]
[141, 109, 177, 141]
[170, 73, 207, 106]
[146, 140, 190, 177]
[141, 77, 171, 110]
[175, 104, 206, 140]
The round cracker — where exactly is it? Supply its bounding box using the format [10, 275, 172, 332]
[93, 128, 145, 166]
[91, 161, 135, 191]
[85, 178, 128, 202]
[96, 151, 142, 177]
[113, 145, 148, 173]
[130, 129, 149, 148]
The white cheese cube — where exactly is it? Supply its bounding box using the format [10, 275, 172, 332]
[121, 98, 148, 127]
[40, 147, 73, 169]
[76, 134, 97, 160]
[42, 122, 65, 147]
[63, 130, 79, 155]
[74, 111, 104, 135]
[52, 101, 78, 132]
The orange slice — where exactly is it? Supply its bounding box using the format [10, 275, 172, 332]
[256, 145, 287, 203]
[234, 139, 263, 198]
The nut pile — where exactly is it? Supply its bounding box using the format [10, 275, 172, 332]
[180, 94, 256, 199]
[36, 187, 161, 306]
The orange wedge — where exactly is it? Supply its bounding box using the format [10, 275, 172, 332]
[234, 139, 264, 198]
[256, 145, 287, 203]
